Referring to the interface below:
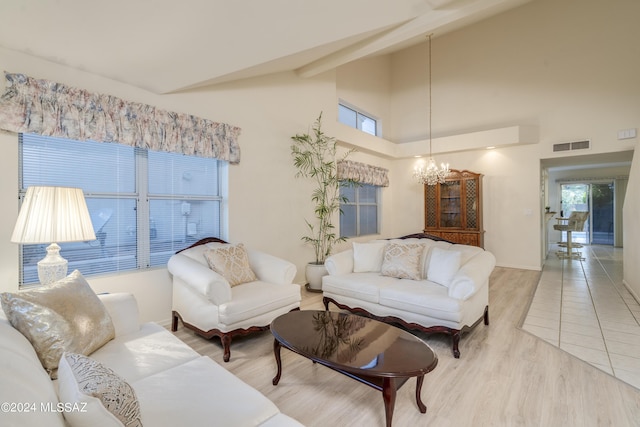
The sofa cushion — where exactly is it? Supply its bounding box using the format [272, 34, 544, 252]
[246, 248, 297, 285]
[0, 314, 65, 427]
[98, 293, 141, 337]
[323, 273, 396, 304]
[58, 352, 142, 427]
[451, 244, 484, 264]
[90, 323, 200, 383]
[0, 270, 115, 377]
[168, 253, 232, 304]
[204, 243, 258, 287]
[132, 356, 283, 427]
[352, 241, 386, 273]
[380, 242, 424, 280]
[427, 247, 461, 287]
[324, 249, 354, 276]
[180, 241, 227, 265]
[219, 281, 301, 325]
[379, 280, 463, 323]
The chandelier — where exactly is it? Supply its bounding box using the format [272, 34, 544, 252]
[414, 33, 449, 186]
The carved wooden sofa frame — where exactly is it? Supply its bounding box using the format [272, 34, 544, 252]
[322, 233, 492, 358]
[170, 237, 299, 362]
[323, 296, 488, 358]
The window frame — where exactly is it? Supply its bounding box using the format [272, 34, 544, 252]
[338, 101, 380, 137]
[339, 183, 381, 238]
[17, 133, 226, 285]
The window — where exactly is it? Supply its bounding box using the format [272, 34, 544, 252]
[340, 184, 380, 237]
[338, 103, 378, 136]
[18, 134, 224, 285]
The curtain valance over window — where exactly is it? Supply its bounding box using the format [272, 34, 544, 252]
[337, 160, 389, 187]
[0, 73, 242, 163]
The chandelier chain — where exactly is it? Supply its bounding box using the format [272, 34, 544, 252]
[414, 33, 450, 186]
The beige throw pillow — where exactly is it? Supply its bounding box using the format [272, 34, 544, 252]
[58, 352, 143, 427]
[380, 243, 424, 280]
[0, 270, 115, 377]
[203, 243, 258, 287]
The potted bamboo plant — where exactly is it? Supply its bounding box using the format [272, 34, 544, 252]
[291, 112, 355, 291]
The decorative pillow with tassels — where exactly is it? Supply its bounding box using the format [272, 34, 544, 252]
[203, 243, 258, 286]
[0, 270, 115, 378]
[380, 243, 425, 280]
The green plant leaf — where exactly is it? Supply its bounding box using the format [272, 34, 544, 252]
[291, 112, 356, 263]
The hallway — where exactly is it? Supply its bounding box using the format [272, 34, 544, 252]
[522, 244, 640, 390]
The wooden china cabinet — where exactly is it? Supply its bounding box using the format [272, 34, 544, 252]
[423, 169, 484, 248]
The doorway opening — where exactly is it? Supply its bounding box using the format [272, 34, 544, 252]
[560, 182, 614, 245]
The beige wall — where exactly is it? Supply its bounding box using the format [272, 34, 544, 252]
[336, 55, 392, 139]
[0, 47, 355, 323]
[0, 47, 397, 323]
[624, 153, 640, 301]
[1, 0, 639, 323]
[344, 0, 639, 270]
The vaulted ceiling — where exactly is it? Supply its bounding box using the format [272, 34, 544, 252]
[0, 0, 530, 94]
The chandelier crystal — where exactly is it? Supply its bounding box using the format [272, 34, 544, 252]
[414, 157, 449, 186]
[414, 33, 450, 186]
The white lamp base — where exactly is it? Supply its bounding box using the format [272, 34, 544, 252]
[37, 242, 68, 285]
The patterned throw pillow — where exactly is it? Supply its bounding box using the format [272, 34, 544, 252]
[380, 243, 424, 280]
[203, 243, 258, 287]
[58, 352, 143, 427]
[0, 270, 115, 378]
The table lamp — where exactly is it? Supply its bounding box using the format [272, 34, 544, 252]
[11, 186, 96, 285]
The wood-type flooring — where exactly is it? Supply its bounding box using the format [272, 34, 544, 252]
[171, 266, 640, 427]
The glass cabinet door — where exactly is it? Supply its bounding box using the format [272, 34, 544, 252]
[422, 169, 483, 248]
[440, 180, 461, 228]
[464, 177, 479, 230]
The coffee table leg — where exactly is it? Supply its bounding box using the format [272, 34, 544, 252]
[416, 375, 426, 413]
[382, 377, 396, 427]
[272, 339, 282, 386]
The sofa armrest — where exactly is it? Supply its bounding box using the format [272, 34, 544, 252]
[98, 293, 140, 337]
[448, 250, 496, 300]
[325, 249, 354, 276]
[246, 249, 296, 285]
[167, 253, 232, 304]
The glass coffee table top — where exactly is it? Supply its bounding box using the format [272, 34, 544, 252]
[271, 310, 439, 426]
[271, 310, 437, 377]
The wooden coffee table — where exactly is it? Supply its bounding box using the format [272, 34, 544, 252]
[271, 310, 438, 427]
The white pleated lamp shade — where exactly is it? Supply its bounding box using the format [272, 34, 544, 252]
[11, 186, 96, 285]
[11, 186, 96, 244]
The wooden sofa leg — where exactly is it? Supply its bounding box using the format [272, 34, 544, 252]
[221, 334, 232, 363]
[452, 331, 461, 359]
[171, 311, 179, 332]
[484, 306, 490, 326]
[323, 296, 330, 311]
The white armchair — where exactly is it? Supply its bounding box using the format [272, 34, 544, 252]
[168, 238, 301, 362]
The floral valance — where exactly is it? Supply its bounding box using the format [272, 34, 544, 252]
[0, 73, 241, 163]
[337, 160, 389, 187]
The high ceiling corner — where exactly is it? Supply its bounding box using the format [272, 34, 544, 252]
[0, 0, 530, 94]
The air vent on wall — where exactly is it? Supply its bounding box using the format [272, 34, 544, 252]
[553, 140, 590, 152]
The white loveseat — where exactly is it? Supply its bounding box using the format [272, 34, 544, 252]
[168, 238, 301, 362]
[322, 234, 496, 358]
[0, 291, 303, 427]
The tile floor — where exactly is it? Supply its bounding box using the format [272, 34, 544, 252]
[522, 244, 640, 390]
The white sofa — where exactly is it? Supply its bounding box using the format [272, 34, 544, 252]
[168, 238, 301, 362]
[0, 292, 304, 427]
[322, 235, 496, 358]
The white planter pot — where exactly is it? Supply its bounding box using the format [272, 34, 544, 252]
[305, 263, 327, 291]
